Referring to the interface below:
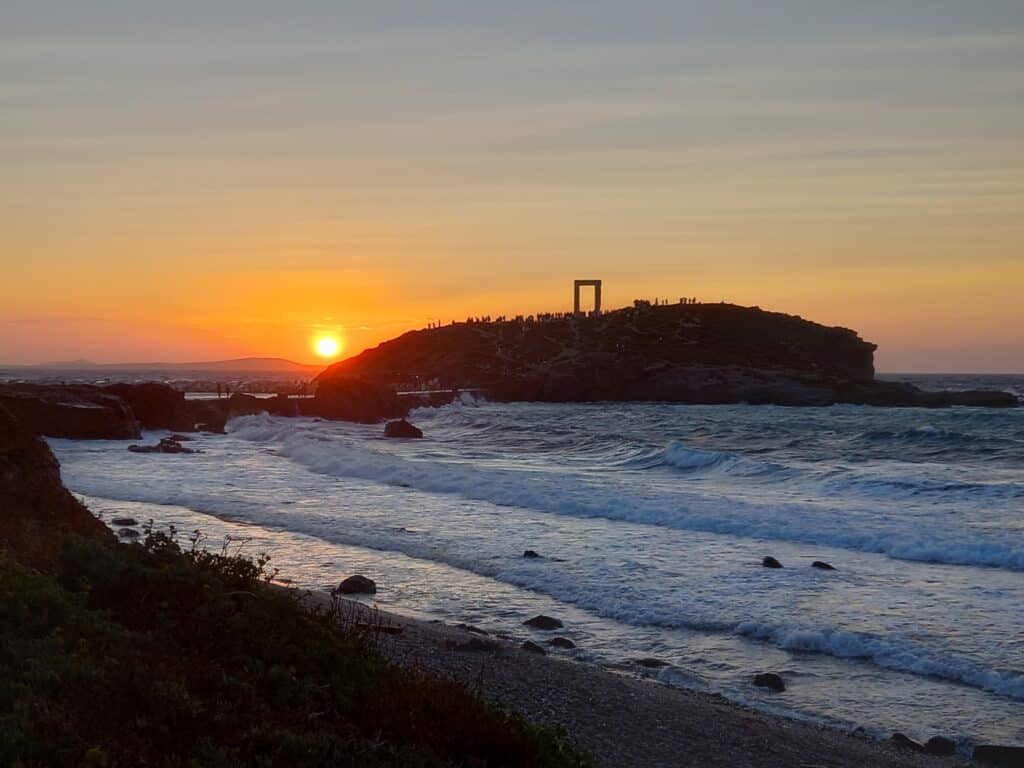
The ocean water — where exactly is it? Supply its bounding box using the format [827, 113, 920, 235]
[49, 376, 1024, 751]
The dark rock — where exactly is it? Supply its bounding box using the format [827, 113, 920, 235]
[117, 527, 141, 539]
[0, 383, 140, 439]
[522, 549, 541, 558]
[923, 736, 956, 756]
[523, 615, 564, 630]
[753, 672, 786, 692]
[811, 561, 836, 570]
[168, 433, 194, 441]
[762, 556, 783, 569]
[456, 638, 497, 652]
[128, 437, 195, 454]
[0, 404, 112, 567]
[972, 745, 1024, 767]
[521, 640, 547, 655]
[110, 517, 138, 527]
[890, 733, 925, 752]
[310, 303, 1018, 409]
[104, 383, 195, 432]
[305, 375, 406, 424]
[384, 419, 423, 438]
[549, 637, 576, 649]
[336, 575, 377, 594]
[634, 658, 669, 669]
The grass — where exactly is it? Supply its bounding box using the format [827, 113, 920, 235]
[0, 529, 588, 768]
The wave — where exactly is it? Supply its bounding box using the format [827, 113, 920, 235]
[224, 415, 1024, 571]
[736, 622, 1024, 701]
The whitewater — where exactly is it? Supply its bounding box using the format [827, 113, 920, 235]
[49, 378, 1024, 749]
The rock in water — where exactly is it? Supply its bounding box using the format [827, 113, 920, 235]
[110, 517, 138, 527]
[521, 640, 547, 655]
[523, 615, 564, 630]
[309, 375, 405, 424]
[890, 733, 925, 752]
[549, 637, 576, 649]
[383, 419, 423, 438]
[972, 745, 1024, 767]
[753, 673, 786, 692]
[762, 556, 783, 569]
[522, 549, 541, 558]
[811, 560, 836, 570]
[336, 575, 377, 594]
[923, 736, 956, 756]
[128, 437, 195, 454]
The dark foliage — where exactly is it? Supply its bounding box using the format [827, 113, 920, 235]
[0, 532, 586, 768]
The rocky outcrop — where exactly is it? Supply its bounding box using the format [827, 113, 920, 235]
[384, 419, 423, 438]
[762, 556, 783, 569]
[0, 383, 140, 439]
[0, 404, 111, 566]
[316, 302, 1017, 408]
[308, 376, 405, 423]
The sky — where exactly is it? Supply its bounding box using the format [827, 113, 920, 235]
[2, 1, 1022, 371]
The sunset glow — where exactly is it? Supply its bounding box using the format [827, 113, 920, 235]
[314, 336, 342, 359]
[1, 4, 1022, 371]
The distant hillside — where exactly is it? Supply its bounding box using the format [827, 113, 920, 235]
[28, 357, 321, 373]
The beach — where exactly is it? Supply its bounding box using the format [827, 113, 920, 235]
[299, 590, 963, 768]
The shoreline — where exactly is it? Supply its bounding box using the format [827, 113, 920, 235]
[295, 588, 963, 768]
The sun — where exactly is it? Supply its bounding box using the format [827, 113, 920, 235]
[313, 335, 342, 359]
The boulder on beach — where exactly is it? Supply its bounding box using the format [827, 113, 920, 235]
[549, 637, 576, 649]
[753, 673, 786, 692]
[811, 560, 836, 570]
[524, 615, 564, 630]
[336, 574, 377, 594]
[972, 745, 1024, 767]
[521, 640, 547, 655]
[762, 556, 783, 569]
[384, 419, 423, 438]
[923, 736, 956, 756]
[889, 733, 924, 752]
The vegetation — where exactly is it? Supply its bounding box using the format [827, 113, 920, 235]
[0, 530, 587, 768]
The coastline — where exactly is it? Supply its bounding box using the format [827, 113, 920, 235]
[296, 589, 963, 768]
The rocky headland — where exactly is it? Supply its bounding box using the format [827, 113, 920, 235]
[318, 302, 1017, 408]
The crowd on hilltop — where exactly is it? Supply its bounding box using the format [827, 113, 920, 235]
[423, 297, 702, 331]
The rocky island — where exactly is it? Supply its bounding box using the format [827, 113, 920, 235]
[318, 302, 1018, 409]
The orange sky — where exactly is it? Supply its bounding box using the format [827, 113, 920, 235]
[2, 3, 1022, 372]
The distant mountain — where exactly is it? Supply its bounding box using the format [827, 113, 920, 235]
[26, 357, 321, 373]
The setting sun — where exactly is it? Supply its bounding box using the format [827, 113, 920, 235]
[314, 336, 342, 359]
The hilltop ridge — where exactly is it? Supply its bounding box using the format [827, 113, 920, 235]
[318, 302, 1016, 408]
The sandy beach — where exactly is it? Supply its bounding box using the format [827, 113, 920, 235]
[297, 590, 965, 768]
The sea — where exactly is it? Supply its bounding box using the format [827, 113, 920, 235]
[46, 373, 1023, 752]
